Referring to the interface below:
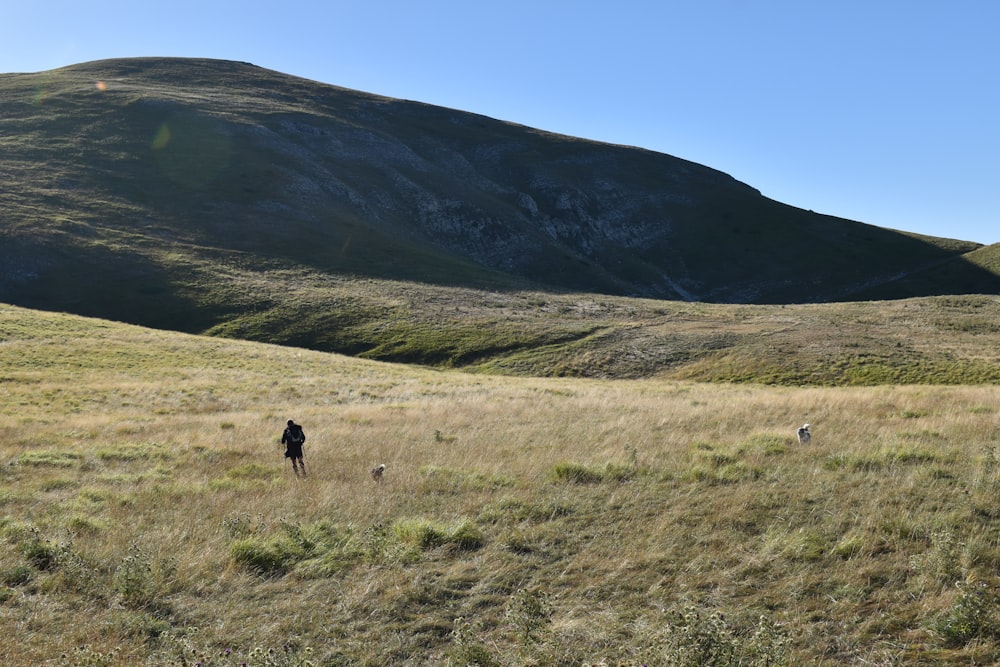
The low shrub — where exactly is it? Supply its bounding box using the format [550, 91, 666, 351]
[1, 564, 32, 586]
[18, 527, 66, 570]
[113, 542, 176, 609]
[929, 581, 1000, 647]
[659, 603, 789, 666]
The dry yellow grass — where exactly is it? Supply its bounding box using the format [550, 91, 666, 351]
[2, 304, 1000, 665]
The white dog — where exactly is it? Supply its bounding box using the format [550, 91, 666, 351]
[371, 463, 386, 482]
[797, 424, 811, 444]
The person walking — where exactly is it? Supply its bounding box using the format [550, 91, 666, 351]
[281, 419, 307, 477]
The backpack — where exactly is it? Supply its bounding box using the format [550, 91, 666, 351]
[288, 425, 305, 445]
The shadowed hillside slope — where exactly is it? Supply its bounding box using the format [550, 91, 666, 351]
[2, 57, 999, 364]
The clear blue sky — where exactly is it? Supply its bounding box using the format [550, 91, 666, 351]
[3, 1, 997, 244]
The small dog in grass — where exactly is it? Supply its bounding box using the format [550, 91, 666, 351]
[371, 464, 386, 482]
[797, 424, 811, 444]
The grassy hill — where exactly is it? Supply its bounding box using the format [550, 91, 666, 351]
[200, 277, 1000, 385]
[3, 304, 1000, 665]
[854, 244, 1000, 301]
[2, 57, 999, 371]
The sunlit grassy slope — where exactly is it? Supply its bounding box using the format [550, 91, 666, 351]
[3, 304, 1000, 665]
[206, 282, 1000, 385]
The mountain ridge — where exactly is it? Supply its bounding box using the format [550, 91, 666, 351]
[2, 57, 999, 370]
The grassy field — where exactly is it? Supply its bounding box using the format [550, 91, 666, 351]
[2, 303, 1000, 665]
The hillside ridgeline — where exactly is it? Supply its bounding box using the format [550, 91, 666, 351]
[2, 58, 999, 373]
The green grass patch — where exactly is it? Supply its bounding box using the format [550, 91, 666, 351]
[392, 518, 485, 552]
[478, 497, 574, 523]
[824, 446, 944, 472]
[549, 461, 638, 484]
[15, 450, 82, 467]
[96, 442, 168, 461]
[419, 465, 515, 493]
[741, 433, 792, 455]
[230, 519, 354, 576]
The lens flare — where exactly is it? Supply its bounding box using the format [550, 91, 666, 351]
[150, 115, 232, 187]
[151, 124, 171, 150]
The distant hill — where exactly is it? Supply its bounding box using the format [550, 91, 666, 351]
[2, 57, 998, 363]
